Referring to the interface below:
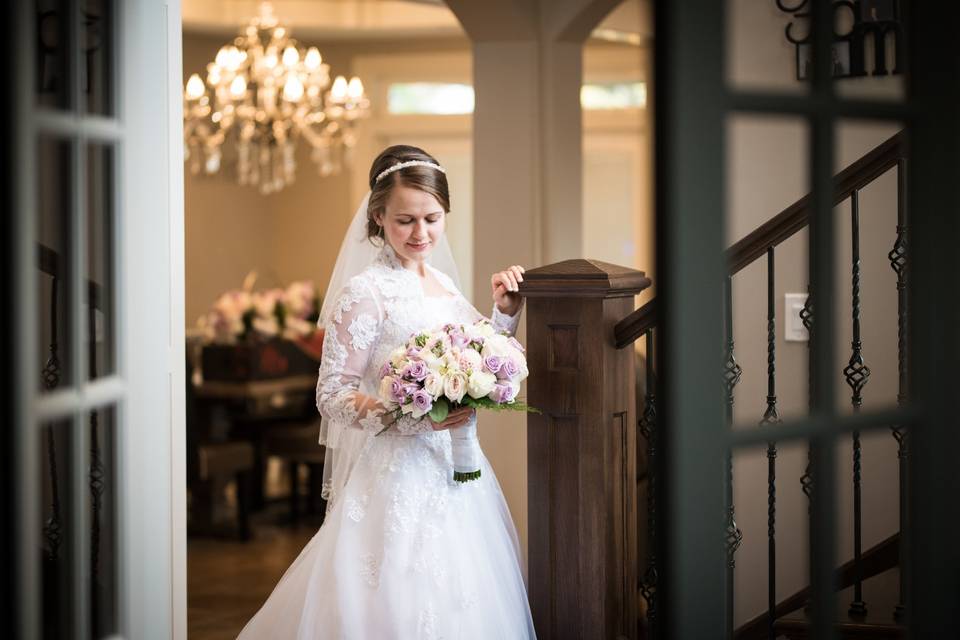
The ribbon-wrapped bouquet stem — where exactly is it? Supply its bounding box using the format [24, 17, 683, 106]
[377, 319, 537, 482]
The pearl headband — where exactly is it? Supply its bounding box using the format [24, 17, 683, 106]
[374, 159, 446, 184]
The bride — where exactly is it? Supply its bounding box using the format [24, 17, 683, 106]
[236, 145, 537, 639]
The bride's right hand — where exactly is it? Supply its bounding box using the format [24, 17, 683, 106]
[429, 406, 476, 431]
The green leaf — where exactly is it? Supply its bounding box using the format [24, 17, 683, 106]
[428, 397, 450, 423]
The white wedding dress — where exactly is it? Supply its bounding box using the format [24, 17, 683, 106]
[237, 244, 536, 639]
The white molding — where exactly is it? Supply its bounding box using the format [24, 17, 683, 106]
[166, 0, 189, 636]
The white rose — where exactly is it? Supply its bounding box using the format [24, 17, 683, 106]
[424, 353, 443, 374]
[466, 370, 497, 399]
[480, 334, 511, 359]
[459, 348, 482, 372]
[478, 322, 496, 338]
[390, 347, 407, 369]
[441, 351, 461, 372]
[443, 371, 468, 403]
[424, 372, 444, 399]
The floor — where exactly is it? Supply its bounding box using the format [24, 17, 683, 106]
[188, 514, 319, 640]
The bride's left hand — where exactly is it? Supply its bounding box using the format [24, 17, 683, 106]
[491, 265, 525, 316]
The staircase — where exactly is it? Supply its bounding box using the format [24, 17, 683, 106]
[616, 131, 910, 639]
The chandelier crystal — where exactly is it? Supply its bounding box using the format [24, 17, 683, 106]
[183, 2, 370, 194]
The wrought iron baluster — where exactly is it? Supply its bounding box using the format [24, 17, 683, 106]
[722, 276, 743, 640]
[88, 300, 105, 634]
[844, 190, 871, 617]
[42, 275, 63, 561]
[638, 328, 658, 638]
[888, 158, 908, 621]
[760, 248, 782, 640]
[799, 287, 814, 509]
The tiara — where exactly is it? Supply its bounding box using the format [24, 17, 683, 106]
[374, 160, 446, 184]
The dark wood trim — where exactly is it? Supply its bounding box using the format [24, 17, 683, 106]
[519, 258, 651, 299]
[614, 131, 905, 349]
[524, 260, 649, 639]
[734, 532, 900, 640]
[614, 299, 656, 349]
[727, 131, 905, 276]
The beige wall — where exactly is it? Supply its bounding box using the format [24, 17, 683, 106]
[726, 2, 904, 626]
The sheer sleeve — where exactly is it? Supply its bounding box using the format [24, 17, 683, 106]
[316, 277, 433, 437]
[491, 302, 523, 337]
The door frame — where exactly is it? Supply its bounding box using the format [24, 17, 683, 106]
[10, 1, 187, 638]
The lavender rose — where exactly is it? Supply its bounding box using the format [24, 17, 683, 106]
[490, 383, 518, 403]
[389, 378, 406, 404]
[403, 382, 420, 400]
[497, 357, 520, 380]
[412, 389, 433, 417]
[403, 360, 429, 381]
[483, 355, 504, 374]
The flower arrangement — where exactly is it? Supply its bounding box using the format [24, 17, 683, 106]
[377, 319, 537, 482]
[197, 277, 320, 344]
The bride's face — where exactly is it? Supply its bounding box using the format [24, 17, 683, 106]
[376, 184, 446, 268]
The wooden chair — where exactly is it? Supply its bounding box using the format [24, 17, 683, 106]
[194, 440, 255, 541]
[262, 420, 326, 524]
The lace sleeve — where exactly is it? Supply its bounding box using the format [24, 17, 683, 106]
[316, 277, 432, 436]
[491, 302, 523, 337]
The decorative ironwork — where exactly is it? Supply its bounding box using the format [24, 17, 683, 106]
[639, 330, 658, 637]
[722, 277, 743, 640]
[846, 191, 870, 617]
[888, 159, 909, 621]
[42, 276, 62, 389]
[799, 283, 813, 614]
[86, 303, 106, 639]
[760, 248, 781, 640]
[776, 1, 904, 81]
[42, 276, 63, 561]
[89, 412, 105, 581]
[43, 428, 64, 562]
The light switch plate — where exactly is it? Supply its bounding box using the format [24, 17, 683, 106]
[785, 293, 809, 342]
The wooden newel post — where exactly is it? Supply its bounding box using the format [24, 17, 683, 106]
[520, 259, 652, 640]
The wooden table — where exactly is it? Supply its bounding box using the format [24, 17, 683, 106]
[187, 374, 319, 524]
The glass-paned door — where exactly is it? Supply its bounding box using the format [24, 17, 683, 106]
[653, 1, 958, 638]
[12, 0, 186, 638]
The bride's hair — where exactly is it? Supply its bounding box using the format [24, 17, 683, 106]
[366, 145, 450, 242]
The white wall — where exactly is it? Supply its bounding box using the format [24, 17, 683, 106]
[726, 2, 905, 626]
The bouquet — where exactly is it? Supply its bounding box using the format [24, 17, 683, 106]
[377, 319, 537, 482]
[196, 275, 320, 344]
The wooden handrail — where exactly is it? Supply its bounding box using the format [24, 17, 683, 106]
[733, 532, 900, 640]
[614, 130, 906, 349]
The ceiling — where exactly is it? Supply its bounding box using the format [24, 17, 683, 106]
[181, 0, 650, 45]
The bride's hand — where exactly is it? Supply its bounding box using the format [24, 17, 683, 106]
[491, 265, 525, 316]
[429, 406, 476, 431]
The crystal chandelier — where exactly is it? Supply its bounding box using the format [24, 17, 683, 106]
[183, 2, 370, 194]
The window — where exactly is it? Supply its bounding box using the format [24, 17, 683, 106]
[387, 82, 475, 115]
[580, 82, 646, 109]
[386, 81, 647, 115]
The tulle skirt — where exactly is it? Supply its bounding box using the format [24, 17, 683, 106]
[236, 429, 536, 639]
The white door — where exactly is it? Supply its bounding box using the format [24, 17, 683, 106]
[12, 1, 186, 638]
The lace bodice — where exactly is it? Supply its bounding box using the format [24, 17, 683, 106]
[315, 244, 522, 445]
